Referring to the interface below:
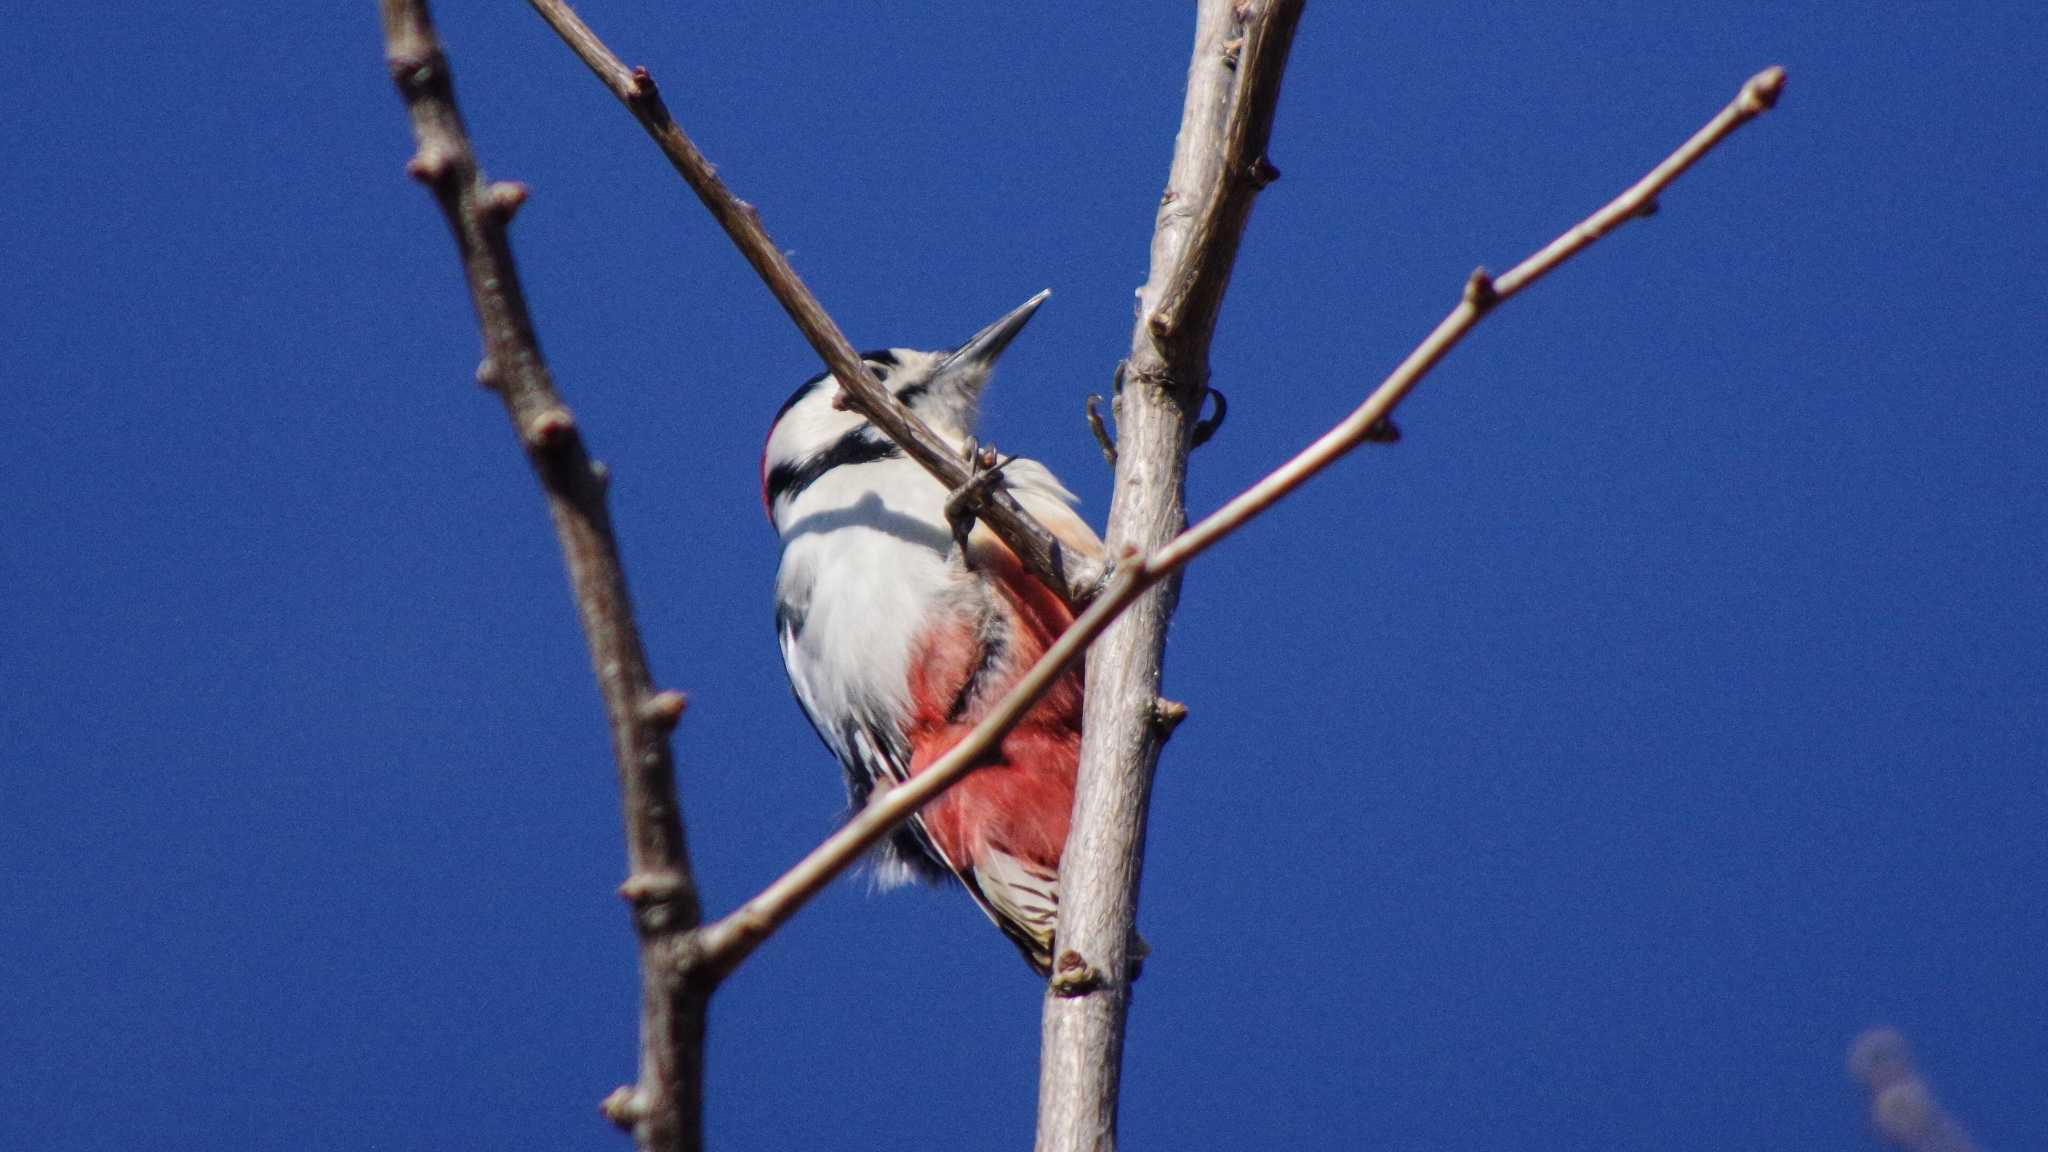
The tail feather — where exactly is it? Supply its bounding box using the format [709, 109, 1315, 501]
[971, 847, 1060, 974]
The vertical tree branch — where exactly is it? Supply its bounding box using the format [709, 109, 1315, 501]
[377, 4, 705, 1149]
[1038, 3, 1303, 1149]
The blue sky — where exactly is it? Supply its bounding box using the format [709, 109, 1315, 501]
[3, 3, 2043, 1150]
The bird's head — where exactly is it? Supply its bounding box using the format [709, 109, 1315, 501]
[761, 290, 1049, 519]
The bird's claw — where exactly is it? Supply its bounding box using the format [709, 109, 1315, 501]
[1086, 394, 1117, 467]
[945, 438, 1008, 558]
[1190, 386, 1228, 449]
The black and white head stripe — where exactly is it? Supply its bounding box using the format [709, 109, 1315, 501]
[762, 426, 903, 509]
[763, 349, 909, 511]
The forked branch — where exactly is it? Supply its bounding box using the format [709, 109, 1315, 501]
[377, 3, 705, 1150]
[523, 0, 1106, 610]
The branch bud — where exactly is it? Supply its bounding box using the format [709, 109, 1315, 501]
[1462, 266, 1498, 312]
[619, 871, 689, 934]
[404, 144, 457, 187]
[521, 407, 576, 450]
[482, 181, 529, 221]
[600, 1086, 646, 1129]
[1740, 66, 1787, 114]
[1049, 950, 1105, 997]
[1151, 697, 1189, 739]
[387, 51, 443, 96]
[638, 690, 689, 730]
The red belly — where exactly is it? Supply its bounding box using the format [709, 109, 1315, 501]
[903, 541, 1083, 876]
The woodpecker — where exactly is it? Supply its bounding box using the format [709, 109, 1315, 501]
[762, 291, 1101, 974]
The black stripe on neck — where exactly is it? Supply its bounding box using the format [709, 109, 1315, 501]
[764, 428, 903, 509]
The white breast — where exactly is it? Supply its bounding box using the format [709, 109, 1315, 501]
[774, 454, 973, 748]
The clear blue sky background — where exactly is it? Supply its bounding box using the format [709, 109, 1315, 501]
[3, 3, 2042, 1149]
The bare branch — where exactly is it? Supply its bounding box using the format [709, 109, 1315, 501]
[1147, 7, 1299, 347]
[377, 4, 704, 1149]
[521, 0, 1106, 609]
[682, 60, 1783, 1028]
[1041, 3, 1302, 1147]
[1153, 66, 1788, 571]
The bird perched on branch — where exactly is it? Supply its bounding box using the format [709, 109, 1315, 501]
[762, 291, 1100, 973]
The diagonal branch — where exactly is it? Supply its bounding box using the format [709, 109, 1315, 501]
[522, 0, 1105, 610]
[378, 4, 706, 1150]
[687, 57, 1788, 1019]
[1156, 67, 1788, 568]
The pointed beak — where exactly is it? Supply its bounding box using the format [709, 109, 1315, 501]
[938, 289, 1051, 376]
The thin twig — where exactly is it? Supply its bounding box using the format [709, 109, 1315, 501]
[378, 4, 705, 1150]
[1153, 66, 1787, 572]
[522, 0, 1105, 609]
